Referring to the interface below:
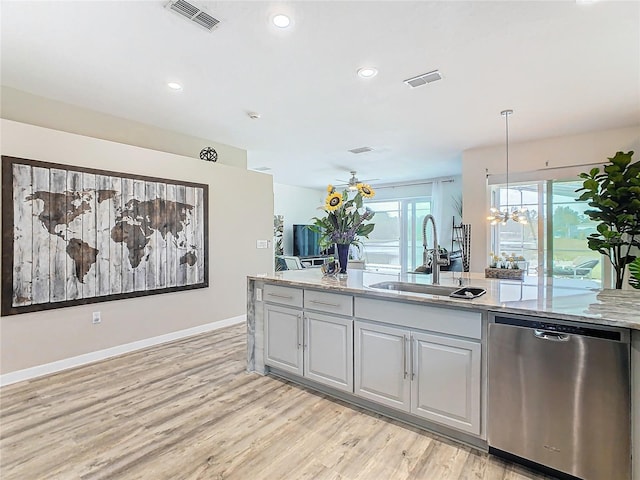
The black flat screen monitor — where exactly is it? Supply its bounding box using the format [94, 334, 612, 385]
[293, 225, 334, 258]
[293, 225, 319, 257]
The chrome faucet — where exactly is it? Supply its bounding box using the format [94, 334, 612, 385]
[422, 214, 444, 285]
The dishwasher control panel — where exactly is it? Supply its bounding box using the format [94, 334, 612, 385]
[494, 315, 622, 341]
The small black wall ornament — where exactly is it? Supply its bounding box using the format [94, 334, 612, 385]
[200, 147, 218, 162]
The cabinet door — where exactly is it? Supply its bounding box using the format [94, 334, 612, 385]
[354, 321, 411, 412]
[411, 331, 481, 435]
[304, 312, 353, 392]
[264, 304, 303, 375]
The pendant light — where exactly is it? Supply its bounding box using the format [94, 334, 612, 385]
[487, 109, 528, 225]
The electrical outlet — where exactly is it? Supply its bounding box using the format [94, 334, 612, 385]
[256, 239, 268, 249]
[92, 311, 101, 324]
[256, 288, 263, 302]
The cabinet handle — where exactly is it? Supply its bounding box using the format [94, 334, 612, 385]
[297, 314, 302, 349]
[403, 335, 408, 379]
[267, 293, 294, 300]
[308, 299, 340, 308]
[303, 315, 308, 349]
[410, 335, 415, 380]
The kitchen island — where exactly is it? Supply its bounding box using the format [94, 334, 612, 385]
[246, 269, 640, 480]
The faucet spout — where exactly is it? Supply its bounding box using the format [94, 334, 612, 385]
[422, 214, 441, 285]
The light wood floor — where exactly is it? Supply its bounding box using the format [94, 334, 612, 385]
[0, 324, 555, 480]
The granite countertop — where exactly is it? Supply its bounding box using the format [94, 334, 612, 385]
[248, 269, 640, 330]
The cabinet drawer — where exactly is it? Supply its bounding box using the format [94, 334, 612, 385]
[355, 297, 481, 339]
[304, 290, 353, 317]
[264, 284, 303, 308]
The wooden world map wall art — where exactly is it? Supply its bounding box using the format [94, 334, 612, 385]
[1, 156, 209, 316]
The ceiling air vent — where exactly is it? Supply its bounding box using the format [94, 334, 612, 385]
[165, 0, 220, 31]
[404, 70, 442, 88]
[348, 146, 373, 154]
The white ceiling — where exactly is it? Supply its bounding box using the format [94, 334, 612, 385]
[2, 1, 639, 190]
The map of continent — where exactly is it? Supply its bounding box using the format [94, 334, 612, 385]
[25, 190, 197, 283]
[5, 159, 207, 314]
[110, 198, 195, 269]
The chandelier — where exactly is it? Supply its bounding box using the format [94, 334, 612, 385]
[487, 109, 528, 225]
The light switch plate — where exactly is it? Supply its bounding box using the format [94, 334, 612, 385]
[256, 239, 268, 249]
[256, 288, 263, 301]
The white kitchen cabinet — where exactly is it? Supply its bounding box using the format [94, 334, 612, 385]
[355, 321, 411, 411]
[263, 284, 483, 437]
[264, 304, 303, 375]
[264, 287, 354, 393]
[355, 320, 481, 435]
[411, 331, 481, 435]
[304, 312, 353, 392]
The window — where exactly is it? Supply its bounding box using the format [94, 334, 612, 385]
[490, 180, 601, 283]
[550, 181, 600, 281]
[490, 184, 540, 274]
[362, 201, 400, 270]
[361, 198, 431, 272]
[405, 199, 432, 272]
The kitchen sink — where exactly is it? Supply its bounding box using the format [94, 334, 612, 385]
[368, 281, 459, 296]
[369, 282, 487, 299]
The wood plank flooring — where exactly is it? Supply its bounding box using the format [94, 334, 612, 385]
[0, 324, 556, 480]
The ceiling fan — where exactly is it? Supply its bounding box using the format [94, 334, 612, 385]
[335, 171, 379, 191]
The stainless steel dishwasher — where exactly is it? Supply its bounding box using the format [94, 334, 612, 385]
[488, 313, 630, 480]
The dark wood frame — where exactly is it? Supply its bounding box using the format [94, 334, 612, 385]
[2, 155, 209, 316]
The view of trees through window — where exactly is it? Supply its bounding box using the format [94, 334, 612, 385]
[550, 181, 601, 280]
[491, 180, 601, 282]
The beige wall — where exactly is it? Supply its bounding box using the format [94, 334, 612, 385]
[1, 87, 247, 169]
[273, 183, 324, 256]
[0, 119, 273, 374]
[462, 126, 640, 273]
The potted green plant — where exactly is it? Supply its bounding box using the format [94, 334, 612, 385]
[629, 258, 640, 289]
[576, 151, 640, 288]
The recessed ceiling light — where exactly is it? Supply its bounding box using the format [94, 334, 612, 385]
[273, 14, 291, 28]
[357, 67, 378, 79]
[167, 82, 182, 91]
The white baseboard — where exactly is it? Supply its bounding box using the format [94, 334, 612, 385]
[0, 315, 245, 387]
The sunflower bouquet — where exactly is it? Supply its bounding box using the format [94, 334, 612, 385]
[309, 183, 376, 248]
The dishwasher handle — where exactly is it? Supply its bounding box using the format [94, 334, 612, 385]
[493, 314, 627, 343]
[534, 329, 570, 342]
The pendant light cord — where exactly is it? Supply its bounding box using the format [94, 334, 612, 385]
[501, 109, 513, 216]
[487, 109, 523, 225]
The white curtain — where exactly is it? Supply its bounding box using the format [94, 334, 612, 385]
[431, 179, 443, 245]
